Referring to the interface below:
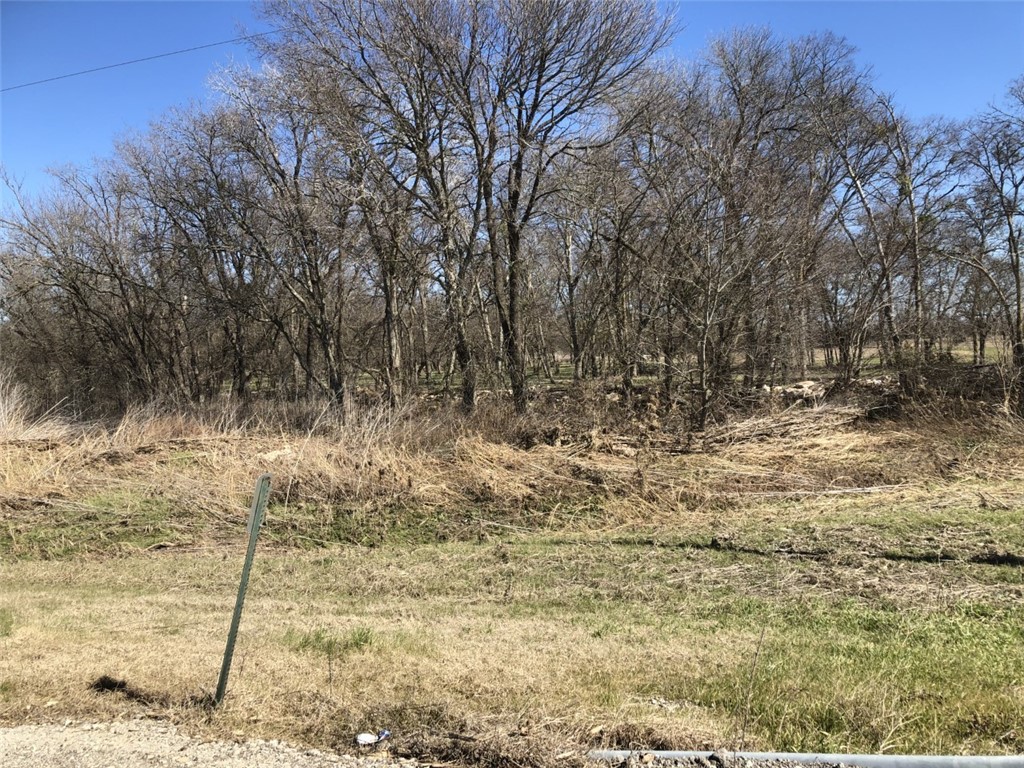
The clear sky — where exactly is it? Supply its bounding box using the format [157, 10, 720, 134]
[2, 0, 1023, 208]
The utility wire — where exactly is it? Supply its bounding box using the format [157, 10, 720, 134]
[1, 30, 277, 93]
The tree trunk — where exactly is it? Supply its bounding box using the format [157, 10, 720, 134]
[382, 266, 402, 406]
[1013, 339, 1024, 417]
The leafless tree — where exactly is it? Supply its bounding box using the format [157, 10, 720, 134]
[957, 80, 1024, 412]
[258, 0, 671, 412]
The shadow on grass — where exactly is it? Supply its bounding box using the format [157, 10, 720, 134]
[88, 674, 216, 710]
[613, 536, 1024, 568]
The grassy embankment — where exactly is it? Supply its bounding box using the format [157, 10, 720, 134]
[1, 382, 1023, 765]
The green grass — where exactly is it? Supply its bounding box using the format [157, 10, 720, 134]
[285, 625, 376, 657]
[0, 491, 189, 559]
[685, 605, 1024, 753]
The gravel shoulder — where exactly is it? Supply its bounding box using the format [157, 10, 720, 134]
[0, 720, 415, 768]
[0, 719, 853, 768]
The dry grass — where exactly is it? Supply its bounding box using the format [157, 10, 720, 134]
[3, 525, 1024, 758]
[0, 376, 77, 443]
[0, 550, 728, 756]
[2, 387, 1024, 761]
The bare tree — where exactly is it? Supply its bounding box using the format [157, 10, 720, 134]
[957, 80, 1024, 412]
[259, 0, 671, 412]
[1, 162, 215, 408]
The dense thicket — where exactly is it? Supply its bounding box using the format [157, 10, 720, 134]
[2, 0, 1023, 422]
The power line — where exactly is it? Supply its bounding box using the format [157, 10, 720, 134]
[1, 30, 277, 94]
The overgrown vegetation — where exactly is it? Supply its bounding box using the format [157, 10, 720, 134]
[0, 381, 1022, 761]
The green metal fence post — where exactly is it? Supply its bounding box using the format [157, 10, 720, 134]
[215, 473, 272, 706]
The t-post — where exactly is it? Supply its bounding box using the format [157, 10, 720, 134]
[215, 473, 272, 706]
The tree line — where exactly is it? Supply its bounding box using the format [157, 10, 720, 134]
[2, 0, 1023, 424]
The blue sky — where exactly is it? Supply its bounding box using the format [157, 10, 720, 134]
[2, 1, 1023, 207]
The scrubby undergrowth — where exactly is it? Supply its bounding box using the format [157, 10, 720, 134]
[2, 379, 1019, 557]
[1, 383, 1023, 764]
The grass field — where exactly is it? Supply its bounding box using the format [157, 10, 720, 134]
[1, 389, 1023, 765]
